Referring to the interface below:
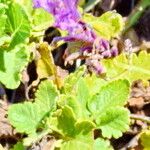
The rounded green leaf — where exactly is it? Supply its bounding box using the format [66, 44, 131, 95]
[0, 45, 30, 89]
[88, 79, 130, 116]
[96, 107, 130, 139]
[75, 120, 96, 136]
[35, 80, 59, 114]
[57, 106, 76, 137]
[58, 95, 82, 119]
[8, 102, 44, 134]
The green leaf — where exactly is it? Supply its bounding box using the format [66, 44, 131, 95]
[75, 120, 96, 136]
[5, 2, 30, 48]
[140, 130, 150, 150]
[8, 102, 44, 134]
[58, 95, 82, 119]
[35, 80, 59, 115]
[8, 80, 58, 135]
[62, 66, 93, 119]
[88, 79, 130, 116]
[102, 51, 150, 83]
[61, 136, 113, 150]
[76, 78, 90, 105]
[93, 138, 113, 150]
[57, 106, 76, 137]
[0, 45, 30, 89]
[11, 142, 25, 150]
[0, 3, 7, 36]
[76, 78, 91, 118]
[61, 130, 94, 150]
[14, 0, 54, 31]
[14, 0, 33, 15]
[96, 107, 130, 139]
[84, 74, 107, 96]
[32, 8, 54, 31]
[84, 11, 124, 39]
[54, 107, 95, 149]
[63, 66, 86, 94]
[61, 139, 92, 150]
[60, 78, 91, 119]
[0, 36, 11, 47]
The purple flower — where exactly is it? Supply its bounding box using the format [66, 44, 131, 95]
[33, 0, 80, 26]
[33, 0, 119, 74]
[33, 0, 96, 43]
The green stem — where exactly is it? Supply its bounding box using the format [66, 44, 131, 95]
[124, 0, 150, 32]
[130, 114, 150, 124]
[83, 0, 102, 12]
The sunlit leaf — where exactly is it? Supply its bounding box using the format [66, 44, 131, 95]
[84, 74, 107, 96]
[32, 8, 54, 31]
[75, 120, 95, 136]
[93, 138, 113, 150]
[61, 139, 92, 150]
[35, 80, 59, 114]
[0, 3, 7, 36]
[35, 43, 55, 79]
[57, 106, 77, 137]
[76, 78, 91, 118]
[0, 45, 29, 89]
[8, 80, 58, 134]
[84, 11, 124, 39]
[88, 79, 130, 116]
[58, 95, 82, 119]
[11, 142, 25, 150]
[8, 102, 44, 134]
[102, 51, 150, 83]
[140, 130, 150, 150]
[63, 66, 86, 93]
[14, 0, 54, 31]
[5, 2, 30, 48]
[35, 43, 63, 88]
[96, 107, 130, 139]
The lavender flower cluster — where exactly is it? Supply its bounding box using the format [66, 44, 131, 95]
[33, 0, 118, 74]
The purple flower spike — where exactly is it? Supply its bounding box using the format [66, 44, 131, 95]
[33, 0, 120, 75]
[86, 59, 105, 75]
[101, 50, 111, 58]
[33, 0, 96, 43]
[110, 47, 118, 57]
[94, 38, 110, 53]
[33, 0, 80, 24]
[94, 62, 105, 74]
[101, 39, 110, 50]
